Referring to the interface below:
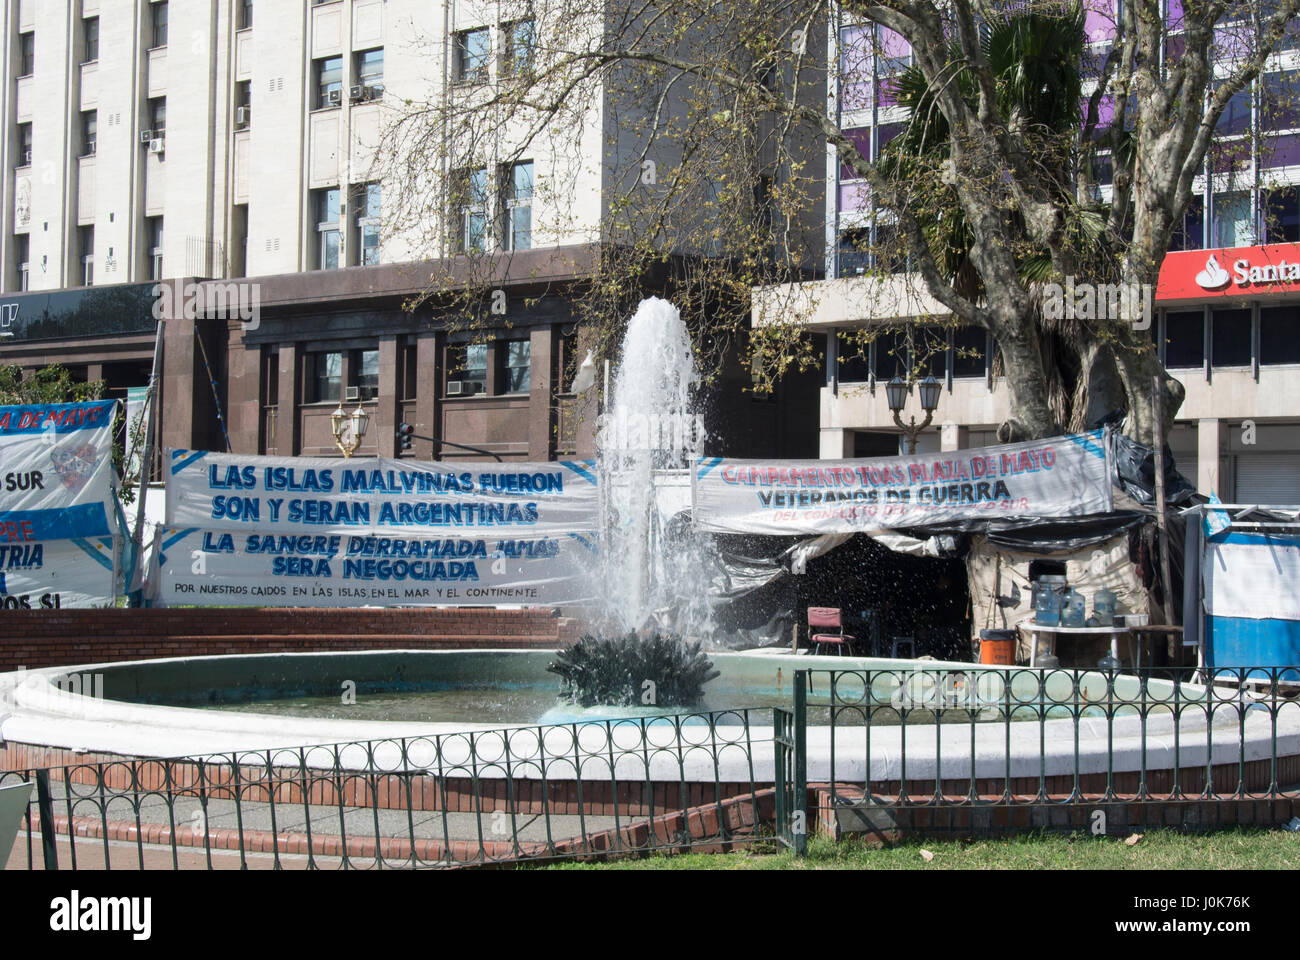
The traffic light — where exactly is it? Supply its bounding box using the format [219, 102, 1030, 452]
[397, 422, 414, 451]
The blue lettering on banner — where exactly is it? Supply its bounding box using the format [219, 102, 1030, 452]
[0, 400, 116, 435]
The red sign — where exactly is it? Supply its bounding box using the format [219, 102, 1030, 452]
[1157, 242, 1300, 301]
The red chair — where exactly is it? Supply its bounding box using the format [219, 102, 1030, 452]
[808, 607, 855, 656]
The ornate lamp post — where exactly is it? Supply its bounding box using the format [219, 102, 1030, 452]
[330, 400, 370, 458]
[885, 374, 941, 454]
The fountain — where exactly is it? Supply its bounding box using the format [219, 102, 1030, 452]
[593, 296, 714, 638]
[549, 298, 723, 709]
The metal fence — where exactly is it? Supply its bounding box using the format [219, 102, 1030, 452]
[803, 665, 1300, 814]
[7, 666, 1299, 867]
[2, 709, 778, 870]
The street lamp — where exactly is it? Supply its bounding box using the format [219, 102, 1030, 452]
[330, 400, 370, 457]
[885, 374, 941, 454]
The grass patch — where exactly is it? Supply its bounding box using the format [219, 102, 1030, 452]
[539, 828, 1300, 870]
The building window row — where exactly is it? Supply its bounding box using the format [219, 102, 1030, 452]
[313, 184, 383, 269]
[446, 339, 531, 396]
[313, 49, 383, 109]
[454, 19, 534, 85]
[453, 161, 533, 253]
[1163, 305, 1300, 371]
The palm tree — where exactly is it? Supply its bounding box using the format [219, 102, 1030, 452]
[861, 5, 1126, 434]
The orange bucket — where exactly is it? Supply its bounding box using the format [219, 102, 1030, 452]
[979, 629, 1017, 665]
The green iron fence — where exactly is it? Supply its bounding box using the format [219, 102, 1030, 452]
[798, 665, 1300, 829]
[1, 709, 780, 870]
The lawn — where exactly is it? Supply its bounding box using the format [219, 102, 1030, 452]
[540, 828, 1300, 870]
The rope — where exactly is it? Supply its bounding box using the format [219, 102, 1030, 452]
[194, 324, 233, 453]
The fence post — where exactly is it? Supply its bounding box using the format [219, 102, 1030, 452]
[794, 670, 808, 856]
[34, 769, 58, 870]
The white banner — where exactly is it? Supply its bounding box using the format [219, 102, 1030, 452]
[0, 400, 121, 608]
[155, 527, 598, 607]
[0, 536, 118, 609]
[1204, 532, 1300, 622]
[165, 451, 600, 537]
[693, 431, 1113, 534]
[0, 400, 119, 539]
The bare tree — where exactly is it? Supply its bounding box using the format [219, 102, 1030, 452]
[376, 0, 1300, 444]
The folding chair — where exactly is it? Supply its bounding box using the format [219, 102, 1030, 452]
[808, 607, 855, 656]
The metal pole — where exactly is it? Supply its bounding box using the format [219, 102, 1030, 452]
[793, 670, 808, 856]
[1152, 375, 1177, 627]
[130, 318, 165, 591]
[35, 769, 58, 870]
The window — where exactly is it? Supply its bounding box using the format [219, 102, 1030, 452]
[238, 0, 253, 31]
[315, 188, 341, 269]
[837, 229, 870, 276]
[79, 227, 95, 286]
[149, 98, 167, 137]
[498, 340, 530, 393]
[150, 2, 168, 49]
[83, 17, 99, 63]
[315, 56, 343, 108]
[1259, 306, 1300, 365]
[871, 329, 909, 380]
[447, 343, 487, 395]
[1164, 310, 1204, 369]
[354, 183, 381, 266]
[17, 124, 32, 167]
[146, 217, 164, 281]
[503, 20, 535, 76]
[80, 111, 97, 157]
[455, 28, 490, 83]
[351, 349, 379, 400]
[14, 235, 29, 292]
[235, 80, 251, 127]
[953, 326, 987, 378]
[18, 32, 33, 76]
[1211, 308, 1252, 368]
[355, 48, 383, 95]
[1214, 86, 1252, 136]
[502, 161, 532, 250]
[1170, 196, 1204, 250]
[1213, 192, 1253, 247]
[453, 167, 488, 253]
[309, 352, 343, 403]
[1263, 187, 1300, 243]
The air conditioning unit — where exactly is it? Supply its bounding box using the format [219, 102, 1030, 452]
[349, 84, 364, 100]
[235, 106, 251, 127]
[345, 385, 360, 401]
[148, 138, 165, 155]
[327, 89, 342, 106]
[139, 130, 154, 144]
[20, 150, 31, 165]
[446, 380, 480, 396]
[362, 85, 382, 101]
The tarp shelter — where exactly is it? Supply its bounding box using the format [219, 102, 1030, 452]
[692, 429, 1195, 663]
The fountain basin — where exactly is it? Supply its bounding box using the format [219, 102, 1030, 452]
[3, 651, 1295, 788]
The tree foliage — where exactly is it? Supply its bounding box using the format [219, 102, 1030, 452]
[377, 0, 1300, 443]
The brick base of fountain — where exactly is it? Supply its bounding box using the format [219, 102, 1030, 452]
[0, 607, 583, 672]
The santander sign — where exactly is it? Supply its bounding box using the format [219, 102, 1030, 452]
[1157, 241, 1300, 301]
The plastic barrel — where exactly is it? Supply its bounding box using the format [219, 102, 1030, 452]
[979, 629, 1017, 665]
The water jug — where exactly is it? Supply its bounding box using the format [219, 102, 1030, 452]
[1093, 588, 1117, 626]
[1061, 589, 1086, 628]
[1033, 581, 1061, 626]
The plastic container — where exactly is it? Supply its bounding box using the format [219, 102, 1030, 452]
[979, 629, 1017, 665]
[1061, 589, 1086, 627]
[1093, 588, 1117, 626]
[1033, 581, 1062, 626]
